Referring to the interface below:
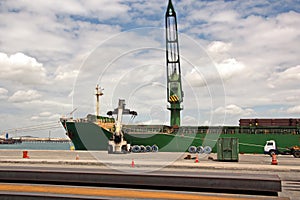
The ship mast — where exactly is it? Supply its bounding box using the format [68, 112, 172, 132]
[95, 85, 104, 116]
[165, 0, 183, 127]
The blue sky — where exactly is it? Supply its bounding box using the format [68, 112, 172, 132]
[0, 0, 299, 138]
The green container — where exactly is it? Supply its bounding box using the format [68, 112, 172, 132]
[217, 138, 239, 161]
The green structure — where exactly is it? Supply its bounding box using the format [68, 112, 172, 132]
[165, 0, 183, 127]
[217, 138, 239, 162]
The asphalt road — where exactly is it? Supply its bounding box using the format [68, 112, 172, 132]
[0, 183, 288, 200]
[0, 165, 286, 200]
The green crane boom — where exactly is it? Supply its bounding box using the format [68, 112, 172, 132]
[165, 0, 183, 127]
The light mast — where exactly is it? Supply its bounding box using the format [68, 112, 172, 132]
[95, 85, 104, 116]
[165, 0, 183, 127]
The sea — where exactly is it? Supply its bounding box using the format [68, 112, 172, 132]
[0, 142, 73, 150]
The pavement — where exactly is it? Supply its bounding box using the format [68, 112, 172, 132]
[0, 149, 299, 172]
[0, 150, 299, 200]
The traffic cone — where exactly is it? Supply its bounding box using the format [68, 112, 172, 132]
[271, 154, 278, 165]
[131, 159, 135, 168]
[23, 151, 30, 159]
[76, 154, 79, 160]
[195, 154, 199, 163]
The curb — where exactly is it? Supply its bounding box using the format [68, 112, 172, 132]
[1, 159, 300, 172]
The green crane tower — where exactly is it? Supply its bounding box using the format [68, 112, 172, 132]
[165, 0, 183, 127]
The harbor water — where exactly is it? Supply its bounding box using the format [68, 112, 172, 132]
[0, 141, 73, 150]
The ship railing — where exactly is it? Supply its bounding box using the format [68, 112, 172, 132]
[123, 127, 161, 134]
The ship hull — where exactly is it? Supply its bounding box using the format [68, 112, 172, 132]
[65, 121, 109, 150]
[63, 121, 300, 153]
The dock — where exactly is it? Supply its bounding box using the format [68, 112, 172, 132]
[0, 150, 299, 199]
[12, 137, 71, 143]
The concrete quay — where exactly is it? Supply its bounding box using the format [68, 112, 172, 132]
[0, 149, 299, 172]
[0, 150, 299, 199]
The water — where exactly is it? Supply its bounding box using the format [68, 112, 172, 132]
[0, 141, 73, 150]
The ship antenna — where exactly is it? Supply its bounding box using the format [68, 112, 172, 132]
[95, 85, 104, 116]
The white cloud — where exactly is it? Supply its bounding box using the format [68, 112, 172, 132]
[49, 114, 61, 120]
[184, 5, 300, 116]
[55, 65, 79, 81]
[285, 95, 300, 103]
[207, 41, 232, 53]
[216, 58, 245, 80]
[203, 120, 211, 126]
[184, 68, 207, 87]
[267, 65, 300, 89]
[214, 104, 255, 116]
[0, 0, 299, 137]
[184, 58, 245, 87]
[31, 112, 61, 121]
[287, 105, 300, 114]
[0, 88, 8, 100]
[0, 52, 47, 85]
[211, 10, 239, 23]
[39, 112, 52, 117]
[182, 115, 197, 125]
[8, 90, 42, 103]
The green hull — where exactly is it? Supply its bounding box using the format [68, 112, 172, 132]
[63, 121, 300, 153]
[65, 121, 109, 150]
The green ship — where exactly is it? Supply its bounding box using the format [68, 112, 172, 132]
[60, 0, 300, 153]
[60, 113, 300, 153]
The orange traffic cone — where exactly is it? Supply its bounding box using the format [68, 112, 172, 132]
[195, 154, 199, 163]
[23, 151, 30, 159]
[131, 159, 135, 168]
[271, 154, 278, 165]
[76, 154, 79, 160]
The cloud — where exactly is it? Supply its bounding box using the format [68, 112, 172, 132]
[184, 68, 207, 87]
[184, 58, 245, 87]
[39, 112, 52, 117]
[207, 41, 232, 53]
[54, 65, 79, 81]
[31, 111, 61, 121]
[214, 104, 255, 116]
[211, 10, 239, 23]
[8, 90, 42, 103]
[182, 115, 197, 125]
[0, 52, 47, 85]
[285, 95, 300, 103]
[1, 0, 130, 22]
[0, 1, 123, 76]
[183, 5, 299, 116]
[267, 65, 300, 89]
[0, 0, 299, 137]
[216, 58, 245, 80]
[0, 88, 8, 100]
[287, 105, 300, 114]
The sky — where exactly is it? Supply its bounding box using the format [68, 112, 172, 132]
[0, 0, 299, 138]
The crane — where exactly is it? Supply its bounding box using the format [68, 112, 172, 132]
[165, 0, 184, 127]
[107, 99, 137, 153]
[105, 0, 182, 153]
